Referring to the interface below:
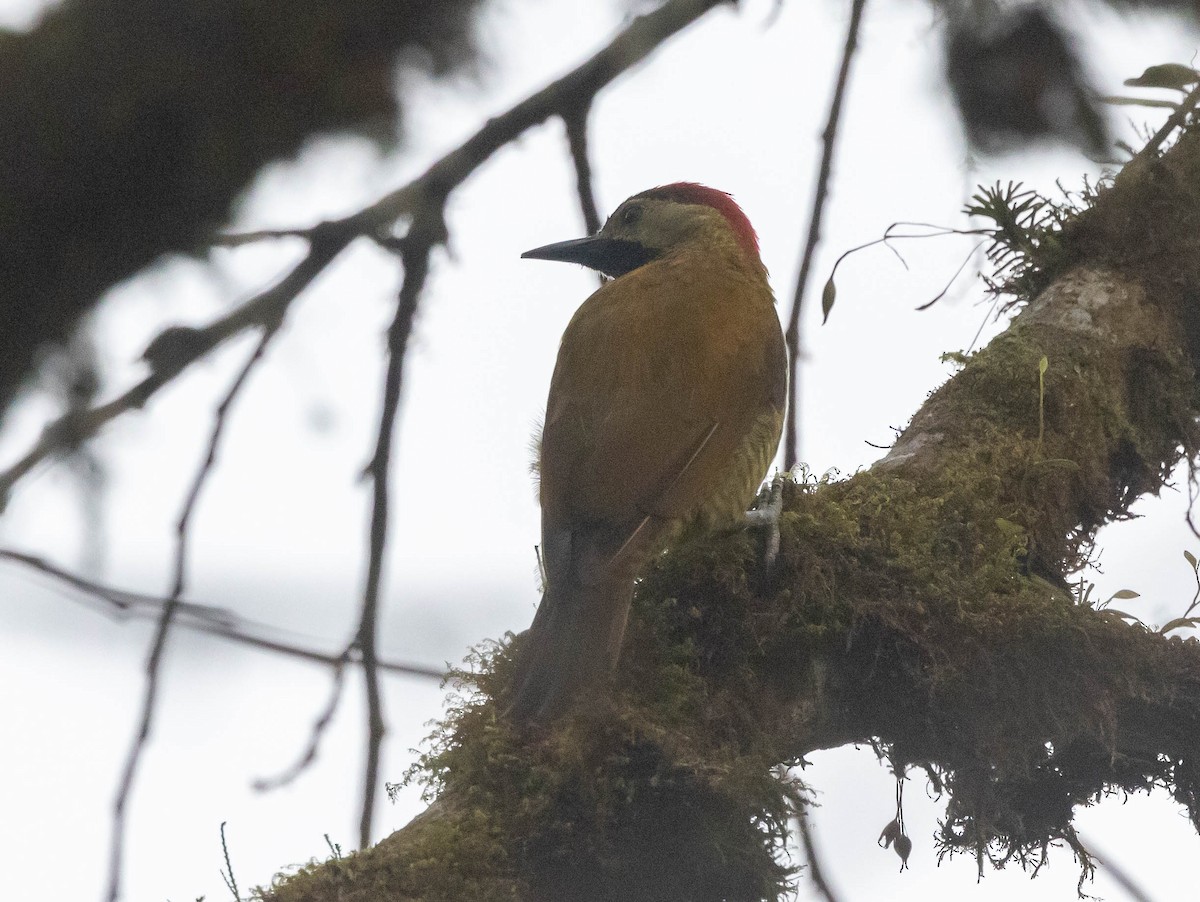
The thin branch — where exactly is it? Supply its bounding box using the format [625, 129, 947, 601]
[913, 239, 988, 311]
[254, 651, 351, 792]
[356, 206, 446, 850]
[564, 105, 602, 236]
[106, 327, 276, 902]
[0, 547, 445, 678]
[0, 240, 340, 504]
[797, 807, 842, 902]
[212, 227, 314, 247]
[1079, 833, 1155, 902]
[815, 222, 991, 326]
[0, 547, 236, 627]
[783, 0, 868, 469]
[194, 621, 445, 678]
[1130, 79, 1200, 165]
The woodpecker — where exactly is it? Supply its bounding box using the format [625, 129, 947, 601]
[508, 183, 787, 725]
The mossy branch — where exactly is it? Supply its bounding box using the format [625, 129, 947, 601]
[259, 120, 1200, 902]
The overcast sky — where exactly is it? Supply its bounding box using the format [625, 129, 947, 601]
[1, 1, 1198, 900]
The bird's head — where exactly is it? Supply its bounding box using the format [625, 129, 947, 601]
[522, 182, 760, 279]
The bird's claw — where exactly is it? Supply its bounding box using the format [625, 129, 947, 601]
[744, 476, 784, 570]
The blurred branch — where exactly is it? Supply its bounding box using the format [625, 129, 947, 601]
[1080, 833, 1155, 902]
[254, 652, 351, 793]
[211, 228, 315, 247]
[783, 0, 868, 469]
[107, 326, 277, 902]
[0, 239, 341, 506]
[193, 625, 444, 679]
[564, 104, 602, 236]
[797, 807, 842, 902]
[0, 547, 236, 627]
[0, 0, 730, 508]
[0, 547, 444, 677]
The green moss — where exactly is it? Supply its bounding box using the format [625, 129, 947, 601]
[262, 437, 1200, 899]
[321, 327, 1191, 896]
[408, 641, 799, 902]
[255, 800, 520, 902]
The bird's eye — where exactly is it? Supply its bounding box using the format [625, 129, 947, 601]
[620, 204, 643, 226]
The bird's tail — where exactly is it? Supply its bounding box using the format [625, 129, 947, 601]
[506, 572, 634, 726]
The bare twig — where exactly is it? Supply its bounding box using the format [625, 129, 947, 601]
[797, 807, 842, 902]
[254, 651, 351, 792]
[564, 105, 602, 236]
[0, 547, 444, 678]
[0, 547, 236, 626]
[193, 621, 444, 678]
[0, 240, 340, 504]
[783, 0, 869, 469]
[355, 206, 446, 850]
[212, 227, 314, 247]
[106, 327, 276, 902]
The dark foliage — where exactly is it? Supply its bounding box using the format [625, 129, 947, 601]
[0, 0, 484, 416]
[943, 7, 1108, 156]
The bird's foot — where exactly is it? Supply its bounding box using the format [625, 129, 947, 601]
[744, 476, 784, 570]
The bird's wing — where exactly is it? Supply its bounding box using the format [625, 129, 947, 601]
[600, 419, 719, 578]
[538, 259, 783, 582]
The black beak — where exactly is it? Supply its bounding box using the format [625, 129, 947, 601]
[521, 236, 656, 279]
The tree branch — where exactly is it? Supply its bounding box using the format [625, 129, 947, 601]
[564, 105, 602, 237]
[258, 94, 1200, 902]
[797, 806, 842, 902]
[254, 653, 351, 794]
[0, 547, 444, 677]
[0, 547, 236, 626]
[1124, 67, 1200, 167]
[355, 204, 446, 849]
[783, 0, 868, 468]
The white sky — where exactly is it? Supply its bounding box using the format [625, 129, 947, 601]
[1, 1, 1198, 900]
